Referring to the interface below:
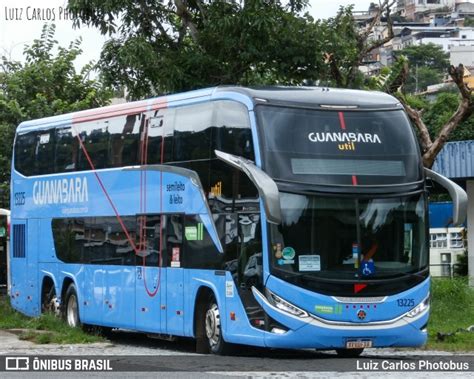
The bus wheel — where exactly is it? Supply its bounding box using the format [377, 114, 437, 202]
[63, 284, 81, 328]
[335, 348, 364, 358]
[41, 285, 59, 316]
[204, 299, 231, 355]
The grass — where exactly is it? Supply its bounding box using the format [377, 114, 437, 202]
[425, 277, 474, 351]
[0, 296, 105, 344]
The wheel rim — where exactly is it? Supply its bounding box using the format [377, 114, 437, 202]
[205, 303, 221, 348]
[67, 294, 78, 327]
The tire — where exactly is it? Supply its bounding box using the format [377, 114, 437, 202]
[41, 285, 59, 316]
[204, 297, 232, 355]
[62, 283, 81, 328]
[335, 348, 364, 358]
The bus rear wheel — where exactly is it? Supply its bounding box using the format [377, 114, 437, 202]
[63, 283, 81, 328]
[204, 299, 232, 355]
[335, 348, 364, 358]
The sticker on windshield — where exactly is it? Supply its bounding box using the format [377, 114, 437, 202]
[361, 260, 375, 276]
[282, 247, 295, 260]
[278, 258, 294, 265]
[299, 255, 321, 271]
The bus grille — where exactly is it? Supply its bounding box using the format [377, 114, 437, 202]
[13, 224, 26, 258]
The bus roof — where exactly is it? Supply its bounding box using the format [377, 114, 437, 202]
[17, 86, 401, 132]
[219, 86, 401, 110]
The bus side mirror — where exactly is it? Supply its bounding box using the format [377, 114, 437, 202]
[424, 168, 467, 226]
[215, 150, 282, 225]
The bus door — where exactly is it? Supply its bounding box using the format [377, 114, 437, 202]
[135, 215, 163, 333]
[163, 214, 185, 336]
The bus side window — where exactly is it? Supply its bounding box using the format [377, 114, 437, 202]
[173, 103, 213, 162]
[136, 215, 161, 266]
[109, 114, 141, 167]
[52, 218, 86, 264]
[166, 214, 183, 267]
[14, 131, 38, 176]
[35, 130, 55, 175]
[55, 127, 78, 172]
[212, 101, 253, 160]
[238, 213, 262, 289]
[77, 120, 110, 170]
[182, 215, 220, 269]
[148, 108, 175, 164]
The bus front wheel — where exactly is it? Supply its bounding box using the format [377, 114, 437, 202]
[204, 299, 232, 355]
[63, 284, 81, 328]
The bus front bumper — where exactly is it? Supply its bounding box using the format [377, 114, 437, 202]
[252, 287, 429, 349]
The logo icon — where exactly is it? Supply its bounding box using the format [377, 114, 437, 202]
[5, 357, 29, 371]
[357, 309, 367, 320]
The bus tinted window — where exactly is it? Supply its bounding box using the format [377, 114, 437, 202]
[109, 114, 141, 167]
[212, 101, 253, 160]
[257, 106, 421, 186]
[78, 121, 110, 170]
[15, 132, 38, 176]
[52, 218, 86, 263]
[148, 108, 174, 164]
[173, 103, 213, 162]
[53, 216, 137, 265]
[36, 130, 55, 174]
[55, 127, 79, 172]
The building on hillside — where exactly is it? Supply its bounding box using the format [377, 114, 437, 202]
[404, 0, 456, 21]
[450, 45, 474, 65]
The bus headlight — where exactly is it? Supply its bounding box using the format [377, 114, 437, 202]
[406, 295, 430, 318]
[266, 289, 308, 318]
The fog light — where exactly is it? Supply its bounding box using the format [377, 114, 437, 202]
[271, 327, 286, 334]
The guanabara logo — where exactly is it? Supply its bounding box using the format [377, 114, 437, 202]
[33, 177, 89, 205]
[308, 132, 382, 151]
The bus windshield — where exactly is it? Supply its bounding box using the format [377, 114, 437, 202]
[269, 193, 428, 282]
[257, 106, 421, 186]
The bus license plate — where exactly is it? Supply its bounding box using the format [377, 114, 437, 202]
[346, 340, 372, 349]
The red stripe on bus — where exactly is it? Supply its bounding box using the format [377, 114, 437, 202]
[338, 112, 346, 130]
[70, 124, 139, 255]
[352, 175, 358, 186]
[72, 98, 167, 124]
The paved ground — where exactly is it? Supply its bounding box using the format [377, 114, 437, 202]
[1, 329, 473, 378]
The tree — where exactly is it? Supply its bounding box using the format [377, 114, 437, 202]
[394, 43, 450, 72]
[423, 92, 474, 142]
[374, 55, 473, 167]
[321, 0, 395, 88]
[68, 0, 473, 169]
[393, 43, 450, 92]
[0, 24, 112, 207]
[68, 0, 324, 99]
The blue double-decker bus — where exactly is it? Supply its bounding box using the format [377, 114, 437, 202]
[9, 87, 467, 356]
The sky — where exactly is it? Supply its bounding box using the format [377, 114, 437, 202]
[0, 0, 375, 70]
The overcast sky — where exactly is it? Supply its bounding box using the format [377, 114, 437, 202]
[0, 0, 375, 70]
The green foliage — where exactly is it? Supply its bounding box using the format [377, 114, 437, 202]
[423, 91, 474, 141]
[68, 0, 324, 98]
[0, 297, 104, 344]
[464, 17, 474, 27]
[393, 44, 450, 93]
[406, 66, 444, 93]
[454, 251, 468, 277]
[394, 43, 450, 71]
[0, 24, 112, 207]
[427, 278, 474, 351]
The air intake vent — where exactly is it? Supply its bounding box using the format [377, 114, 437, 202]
[13, 224, 26, 258]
